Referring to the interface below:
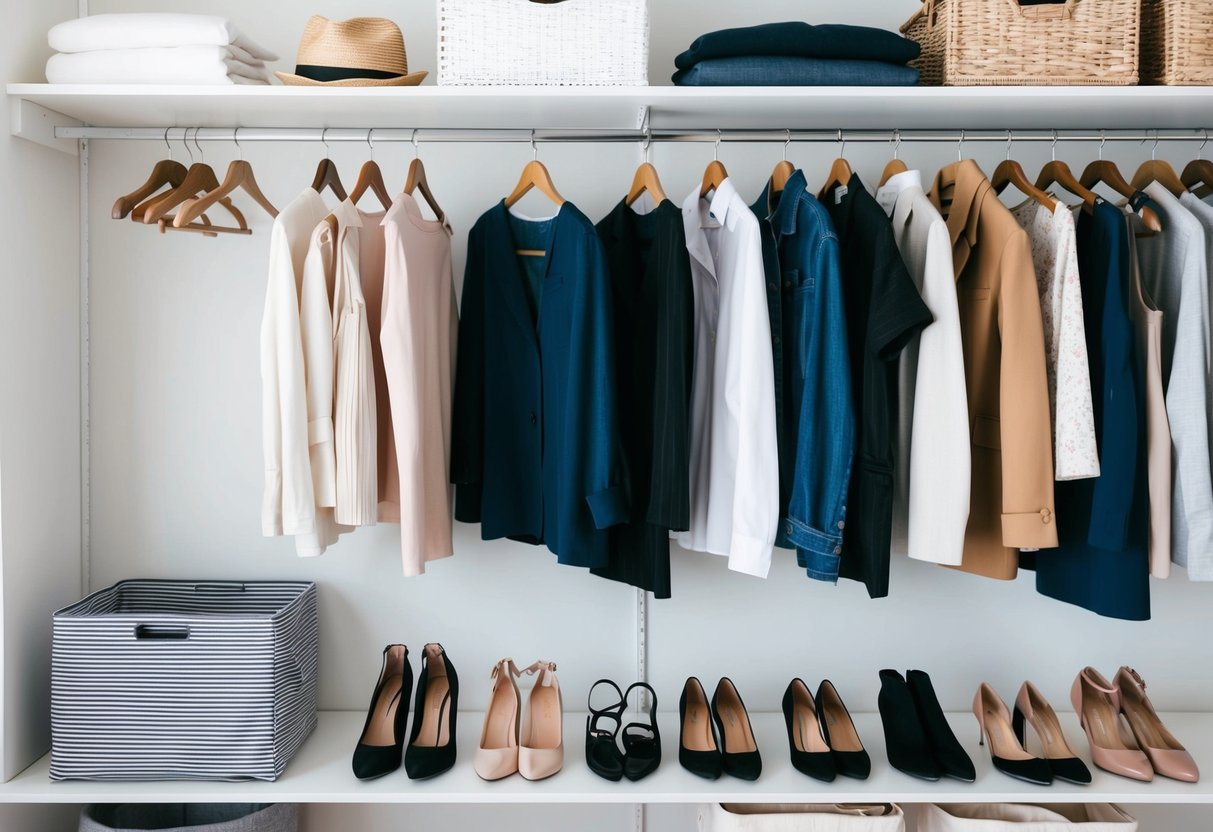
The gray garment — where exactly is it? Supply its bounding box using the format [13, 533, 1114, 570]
[80, 804, 297, 832]
[1136, 184, 1213, 578]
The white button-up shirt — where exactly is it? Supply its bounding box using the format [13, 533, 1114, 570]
[261, 188, 336, 556]
[678, 178, 779, 577]
[876, 170, 971, 567]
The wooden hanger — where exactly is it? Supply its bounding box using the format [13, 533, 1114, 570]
[173, 133, 278, 229]
[768, 130, 795, 195]
[879, 129, 909, 187]
[1080, 138, 1162, 234]
[1033, 132, 1095, 213]
[349, 131, 393, 210]
[137, 129, 246, 231]
[311, 129, 348, 201]
[818, 131, 853, 199]
[700, 131, 728, 198]
[505, 133, 565, 208]
[991, 133, 1058, 213]
[1131, 133, 1186, 197]
[625, 131, 667, 206]
[403, 131, 446, 224]
[1181, 130, 1213, 200]
[506, 133, 565, 257]
[113, 129, 188, 220]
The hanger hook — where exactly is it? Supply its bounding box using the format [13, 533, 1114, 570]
[892, 128, 901, 160]
[1005, 130, 1013, 161]
[192, 127, 204, 163]
[714, 129, 721, 162]
[163, 126, 173, 160]
[180, 127, 193, 164]
[411, 128, 420, 159]
[1051, 129, 1059, 162]
[642, 126, 652, 164]
[957, 128, 964, 162]
[366, 128, 375, 160]
[1201, 129, 1210, 161]
[233, 127, 242, 161]
[1099, 130, 1106, 161]
[1152, 129, 1159, 161]
[320, 127, 331, 159]
[784, 128, 791, 162]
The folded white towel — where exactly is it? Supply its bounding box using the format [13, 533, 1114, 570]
[49, 14, 277, 61]
[46, 47, 273, 85]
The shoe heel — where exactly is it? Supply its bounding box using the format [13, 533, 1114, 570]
[1012, 705, 1026, 746]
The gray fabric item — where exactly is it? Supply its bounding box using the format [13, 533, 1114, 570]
[80, 804, 296, 832]
[1136, 185, 1213, 578]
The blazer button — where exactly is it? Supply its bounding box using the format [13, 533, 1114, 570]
[1040, 508, 1052, 524]
[833, 546, 842, 555]
[768, 282, 777, 292]
[530, 411, 538, 426]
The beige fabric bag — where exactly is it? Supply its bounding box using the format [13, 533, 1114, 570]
[920, 804, 1137, 832]
[699, 804, 905, 832]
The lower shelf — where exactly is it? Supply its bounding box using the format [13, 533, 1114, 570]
[2, 711, 1210, 804]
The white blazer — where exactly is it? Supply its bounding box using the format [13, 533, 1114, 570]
[678, 178, 779, 578]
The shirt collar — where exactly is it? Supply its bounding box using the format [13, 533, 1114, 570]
[692, 176, 740, 230]
[329, 198, 364, 232]
[874, 169, 922, 218]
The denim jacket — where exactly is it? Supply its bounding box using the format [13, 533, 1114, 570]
[752, 171, 855, 581]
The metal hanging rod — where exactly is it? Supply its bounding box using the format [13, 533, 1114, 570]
[52, 126, 1213, 144]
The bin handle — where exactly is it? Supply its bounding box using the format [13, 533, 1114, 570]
[134, 624, 190, 640]
[192, 582, 247, 593]
[1007, 0, 1076, 21]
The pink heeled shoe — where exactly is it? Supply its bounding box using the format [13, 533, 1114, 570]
[1115, 667, 1199, 783]
[1071, 667, 1153, 782]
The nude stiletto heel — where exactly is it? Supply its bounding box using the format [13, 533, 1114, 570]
[519, 660, 563, 781]
[1115, 667, 1199, 783]
[1072, 667, 1153, 782]
[474, 658, 523, 781]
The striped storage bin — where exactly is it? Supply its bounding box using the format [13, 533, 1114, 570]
[51, 581, 318, 782]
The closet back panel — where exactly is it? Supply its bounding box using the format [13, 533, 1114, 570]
[0, 0, 82, 779]
[87, 132, 1213, 715]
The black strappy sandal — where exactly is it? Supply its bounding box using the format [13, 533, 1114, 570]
[622, 682, 661, 781]
[585, 679, 625, 781]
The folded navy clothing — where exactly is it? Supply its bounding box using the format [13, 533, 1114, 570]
[675, 22, 920, 70]
[672, 56, 920, 87]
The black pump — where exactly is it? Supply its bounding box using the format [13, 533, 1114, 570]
[404, 643, 459, 780]
[678, 677, 722, 780]
[712, 677, 762, 781]
[782, 678, 836, 782]
[352, 644, 412, 781]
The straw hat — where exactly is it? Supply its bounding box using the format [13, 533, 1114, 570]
[276, 16, 427, 86]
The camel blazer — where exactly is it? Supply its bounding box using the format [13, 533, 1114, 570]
[929, 161, 1058, 579]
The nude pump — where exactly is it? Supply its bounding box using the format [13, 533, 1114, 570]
[518, 660, 563, 781]
[1115, 667, 1199, 782]
[1071, 667, 1153, 782]
[474, 658, 523, 781]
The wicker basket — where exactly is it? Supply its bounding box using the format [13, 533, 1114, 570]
[437, 0, 648, 86]
[1141, 0, 1213, 85]
[901, 0, 1139, 86]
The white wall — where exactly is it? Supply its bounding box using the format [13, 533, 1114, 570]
[0, 0, 81, 781]
[5, 0, 1213, 828]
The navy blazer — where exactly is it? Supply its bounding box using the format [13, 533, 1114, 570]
[1033, 200, 1150, 620]
[452, 200, 627, 568]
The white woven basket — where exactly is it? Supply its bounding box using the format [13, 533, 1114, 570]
[438, 0, 648, 86]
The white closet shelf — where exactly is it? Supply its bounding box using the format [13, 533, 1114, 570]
[3, 711, 1211, 804]
[8, 84, 1213, 131]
